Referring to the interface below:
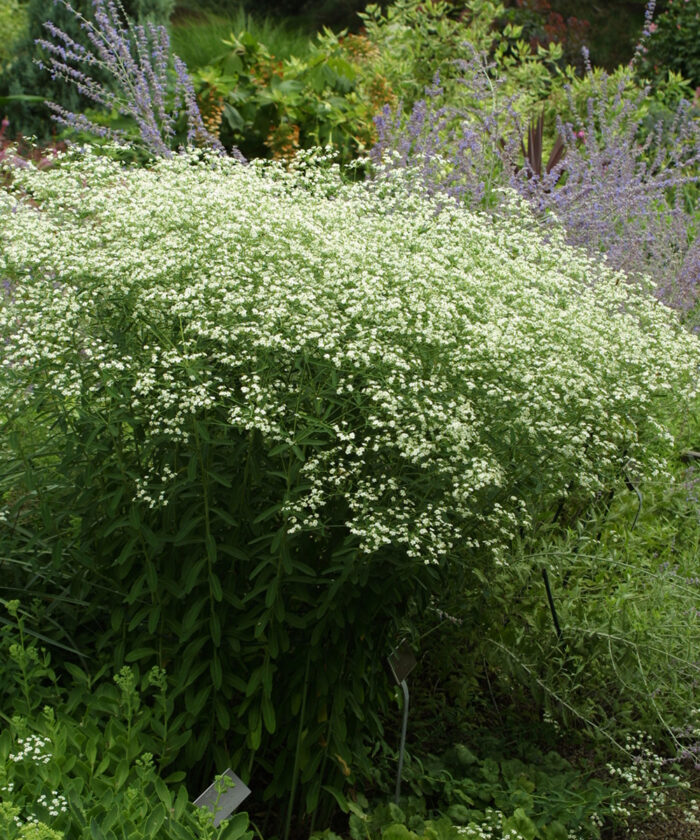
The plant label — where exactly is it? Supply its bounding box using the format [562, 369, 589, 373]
[194, 768, 251, 827]
[388, 641, 417, 685]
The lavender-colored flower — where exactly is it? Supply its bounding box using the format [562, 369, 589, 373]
[34, 0, 243, 159]
[371, 51, 523, 212]
[370, 45, 700, 318]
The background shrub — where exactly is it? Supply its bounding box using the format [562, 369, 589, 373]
[358, 0, 564, 119]
[639, 0, 700, 89]
[0, 0, 29, 75]
[189, 26, 396, 160]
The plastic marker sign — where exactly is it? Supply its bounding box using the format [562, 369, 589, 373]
[387, 641, 418, 804]
[388, 641, 417, 685]
[194, 769, 251, 827]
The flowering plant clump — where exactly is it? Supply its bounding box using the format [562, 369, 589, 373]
[1, 148, 696, 561]
[0, 148, 697, 814]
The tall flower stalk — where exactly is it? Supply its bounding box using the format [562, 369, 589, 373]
[34, 0, 242, 159]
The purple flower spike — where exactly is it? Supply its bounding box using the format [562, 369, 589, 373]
[34, 0, 243, 159]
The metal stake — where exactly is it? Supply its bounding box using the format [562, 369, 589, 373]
[394, 679, 409, 804]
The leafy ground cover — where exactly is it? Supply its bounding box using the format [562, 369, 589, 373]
[0, 1, 699, 839]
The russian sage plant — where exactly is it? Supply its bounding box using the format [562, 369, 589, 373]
[371, 49, 700, 315]
[34, 0, 237, 158]
[530, 74, 700, 312]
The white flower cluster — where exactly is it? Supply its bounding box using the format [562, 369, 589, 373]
[8, 734, 52, 765]
[1, 149, 697, 566]
[36, 791, 68, 817]
[606, 731, 687, 823]
[453, 807, 586, 840]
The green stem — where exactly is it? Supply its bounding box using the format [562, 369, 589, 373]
[284, 648, 312, 840]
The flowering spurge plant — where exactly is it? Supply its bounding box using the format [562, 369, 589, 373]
[0, 148, 697, 820]
[34, 0, 234, 159]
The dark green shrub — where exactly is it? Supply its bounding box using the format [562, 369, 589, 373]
[639, 0, 700, 88]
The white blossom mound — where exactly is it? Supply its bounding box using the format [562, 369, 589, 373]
[1, 149, 697, 566]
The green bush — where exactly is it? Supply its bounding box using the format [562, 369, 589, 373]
[639, 0, 700, 89]
[0, 148, 696, 828]
[190, 27, 396, 160]
[359, 0, 564, 121]
[0, 0, 29, 75]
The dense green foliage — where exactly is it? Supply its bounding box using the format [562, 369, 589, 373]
[640, 0, 700, 88]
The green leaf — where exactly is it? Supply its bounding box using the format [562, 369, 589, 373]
[0, 94, 47, 103]
[224, 103, 246, 131]
[64, 661, 89, 684]
[89, 818, 107, 840]
[381, 825, 415, 840]
[181, 597, 208, 639]
[145, 803, 166, 835]
[215, 695, 231, 730]
[212, 506, 239, 527]
[210, 653, 223, 689]
[210, 571, 223, 602]
[322, 784, 349, 812]
[114, 759, 129, 790]
[173, 513, 204, 547]
[125, 647, 157, 662]
[109, 608, 125, 633]
[210, 611, 222, 646]
[186, 683, 212, 717]
[94, 755, 111, 777]
[167, 821, 192, 840]
[147, 603, 161, 634]
[182, 557, 207, 595]
[245, 666, 263, 697]
[206, 533, 218, 563]
[261, 693, 276, 734]
[248, 707, 262, 749]
[543, 821, 569, 840]
[503, 809, 537, 840]
[173, 784, 189, 819]
[220, 812, 252, 840]
[154, 777, 171, 809]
